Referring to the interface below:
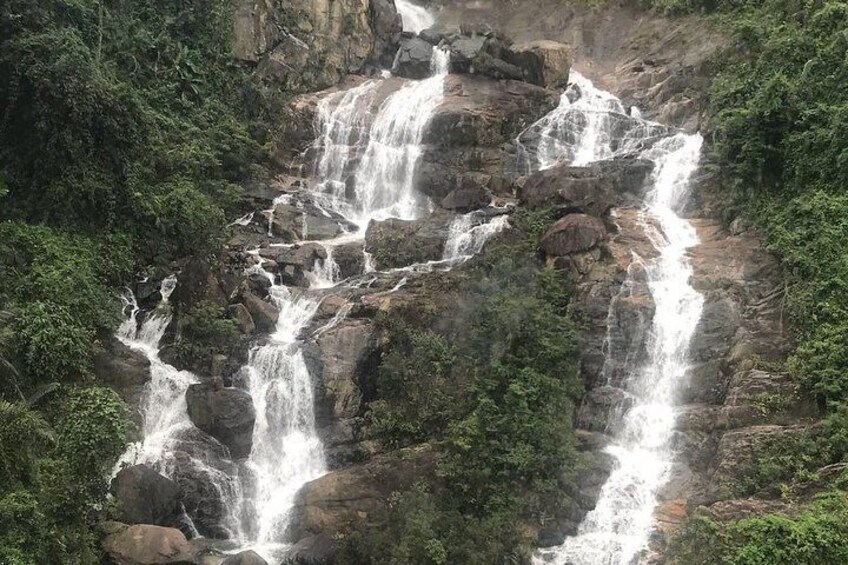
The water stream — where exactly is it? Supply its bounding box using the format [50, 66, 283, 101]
[528, 74, 705, 565]
[116, 23, 510, 561]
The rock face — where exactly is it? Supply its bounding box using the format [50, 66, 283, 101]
[444, 30, 571, 87]
[440, 179, 492, 212]
[418, 74, 559, 202]
[540, 214, 607, 256]
[304, 319, 379, 467]
[391, 36, 434, 79]
[234, 0, 399, 92]
[288, 447, 438, 542]
[100, 522, 195, 565]
[185, 383, 256, 459]
[364, 213, 452, 269]
[94, 337, 151, 425]
[111, 465, 182, 527]
[519, 164, 615, 216]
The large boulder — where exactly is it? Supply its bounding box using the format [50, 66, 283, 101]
[418, 75, 558, 201]
[111, 465, 182, 527]
[508, 40, 572, 88]
[304, 319, 379, 466]
[519, 164, 616, 216]
[391, 37, 434, 79]
[185, 383, 256, 459]
[364, 213, 452, 269]
[93, 337, 151, 425]
[540, 214, 607, 256]
[221, 550, 268, 565]
[440, 179, 491, 212]
[235, 0, 379, 92]
[284, 534, 337, 565]
[593, 158, 655, 197]
[100, 522, 195, 565]
[241, 292, 279, 333]
[258, 243, 328, 288]
[288, 446, 438, 541]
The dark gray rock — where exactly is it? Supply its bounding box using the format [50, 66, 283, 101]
[369, 0, 402, 67]
[440, 181, 491, 212]
[222, 550, 268, 565]
[284, 534, 337, 565]
[540, 214, 607, 256]
[228, 303, 256, 335]
[185, 382, 256, 459]
[391, 37, 434, 79]
[519, 164, 615, 217]
[241, 292, 279, 333]
[364, 213, 452, 269]
[111, 464, 181, 527]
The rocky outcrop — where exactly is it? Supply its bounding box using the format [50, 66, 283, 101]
[364, 213, 452, 269]
[221, 550, 268, 565]
[440, 178, 492, 212]
[443, 29, 571, 87]
[94, 337, 151, 425]
[519, 164, 615, 216]
[418, 75, 559, 201]
[391, 36, 434, 79]
[241, 292, 279, 332]
[288, 446, 438, 542]
[100, 522, 195, 565]
[284, 534, 337, 565]
[234, 0, 400, 92]
[185, 382, 256, 459]
[304, 319, 380, 466]
[111, 465, 182, 527]
[257, 243, 328, 288]
[540, 214, 607, 256]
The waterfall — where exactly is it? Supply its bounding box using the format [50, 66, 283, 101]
[231, 278, 324, 553]
[517, 72, 669, 172]
[349, 48, 450, 226]
[442, 212, 511, 263]
[531, 74, 704, 565]
[396, 0, 436, 33]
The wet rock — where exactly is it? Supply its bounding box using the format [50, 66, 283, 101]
[440, 180, 492, 212]
[540, 214, 607, 256]
[227, 303, 255, 335]
[258, 243, 329, 287]
[241, 292, 279, 333]
[448, 35, 486, 73]
[391, 37, 434, 79]
[419, 27, 445, 46]
[331, 241, 366, 280]
[576, 386, 633, 433]
[364, 213, 452, 269]
[100, 521, 195, 565]
[111, 464, 182, 527]
[185, 382, 256, 459]
[593, 158, 655, 197]
[284, 533, 337, 565]
[93, 337, 151, 425]
[167, 429, 238, 539]
[519, 164, 615, 216]
[369, 0, 403, 68]
[221, 550, 268, 565]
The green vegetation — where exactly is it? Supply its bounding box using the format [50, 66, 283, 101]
[0, 388, 132, 564]
[0, 0, 272, 560]
[341, 212, 583, 563]
[669, 493, 848, 565]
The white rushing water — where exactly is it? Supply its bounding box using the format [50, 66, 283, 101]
[517, 72, 669, 172]
[396, 0, 436, 33]
[531, 75, 704, 564]
[231, 270, 325, 553]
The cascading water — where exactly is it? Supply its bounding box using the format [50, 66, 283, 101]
[230, 270, 325, 553]
[517, 72, 669, 172]
[529, 74, 704, 565]
[396, 0, 436, 33]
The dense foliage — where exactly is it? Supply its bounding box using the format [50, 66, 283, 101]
[669, 492, 848, 564]
[340, 212, 583, 563]
[0, 0, 267, 560]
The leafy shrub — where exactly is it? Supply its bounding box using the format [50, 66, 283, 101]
[670, 493, 848, 564]
[169, 301, 245, 372]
